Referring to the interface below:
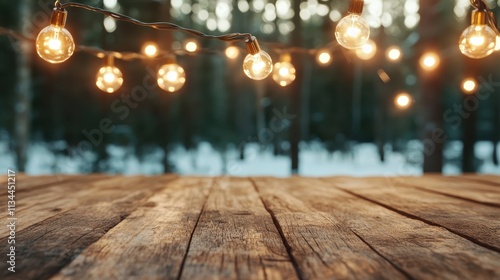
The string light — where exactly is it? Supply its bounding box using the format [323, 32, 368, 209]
[157, 57, 186, 92]
[243, 36, 273, 80]
[184, 39, 198, 53]
[335, 0, 370, 50]
[459, 10, 496, 59]
[36, 6, 75, 63]
[96, 55, 123, 93]
[394, 92, 412, 109]
[225, 45, 240, 59]
[419, 51, 440, 72]
[142, 42, 159, 58]
[355, 39, 376, 60]
[462, 78, 478, 94]
[386, 46, 402, 62]
[316, 50, 332, 66]
[272, 54, 296, 87]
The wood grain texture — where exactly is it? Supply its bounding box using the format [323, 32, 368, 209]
[0, 175, 88, 197]
[330, 177, 500, 251]
[180, 178, 298, 280]
[397, 176, 500, 206]
[0, 175, 175, 280]
[257, 177, 500, 279]
[252, 177, 407, 280]
[0, 175, 136, 234]
[52, 177, 213, 280]
[459, 175, 500, 187]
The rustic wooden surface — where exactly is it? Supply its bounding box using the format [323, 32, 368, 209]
[1, 175, 499, 280]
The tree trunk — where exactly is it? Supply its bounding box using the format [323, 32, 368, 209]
[418, 0, 445, 173]
[14, 0, 33, 172]
[462, 58, 479, 173]
[290, 0, 303, 174]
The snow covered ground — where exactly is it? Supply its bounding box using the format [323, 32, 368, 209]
[0, 140, 499, 176]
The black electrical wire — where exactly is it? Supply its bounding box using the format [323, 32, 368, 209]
[58, 2, 252, 42]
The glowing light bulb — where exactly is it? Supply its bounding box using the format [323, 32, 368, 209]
[462, 78, 478, 94]
[225, 45, 240, 59]
[142, 42, 159, 58]
[243, 37, 273, 80]
[395, 92, 412, 109]
[459, 10, 496, 59]
[157, 62, 186, 92]
[36, 8, 75, 64]
[316, 50, 332, 66]
[96, 66, 123, 93]
[495, 36, 500, 51]
[419, 52, 440, 72]
[355, 39, 377, 60]
[386, 46, 402, 62]
[272, 55, 296, 87]
[184, 39, 198, 53]
[335, 14, 370, 50]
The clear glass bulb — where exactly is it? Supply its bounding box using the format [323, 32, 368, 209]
[225, 46, 240, 59]
[36, 25, 75, 63]
[395, 92, 412, 109]
[96, 66, 123, 93]
[316, 51, 332, 66]
[243, 51, 273, 80]
[355, 39, 377, 60]
[157, 63, 186, 92]
[335, 14, 370, 50]
[459, 24, 496, 59]
[272, 61, 296, 87]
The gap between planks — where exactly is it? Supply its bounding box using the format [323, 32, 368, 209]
[322, 177, 500, 253]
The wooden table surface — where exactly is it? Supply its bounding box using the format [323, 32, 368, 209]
[1, 175, 500, 279]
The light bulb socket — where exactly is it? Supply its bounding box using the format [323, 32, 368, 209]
[471, 10, 487, 25]
[348, 0, 364, 15]
[164, 55, 176, 64]
[50, 7, 67, 27]
[107, 55, 114, 66]
[280, 53, 291, 62]
[245, 36, 261, 55]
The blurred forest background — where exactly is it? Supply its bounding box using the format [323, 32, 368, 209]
[0, 0, 499, 176]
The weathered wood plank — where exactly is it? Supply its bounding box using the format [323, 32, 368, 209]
[0, 175, 88, 197]
[52, 177, 213, 280]
[330, 177, 500, 251]
[0, 175, 175, 280]
[0, 175, 135, 234]
[385, 176, 500, 207]
[180, 178, 298, 280]
[252, 177, 408, 280]
[257, 177, 500, 279]
[459, 175, 500, 187]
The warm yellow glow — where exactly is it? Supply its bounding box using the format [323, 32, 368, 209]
[335, 14, 370, 50]
[225, 46, 240, 59]
[316, 50, 332, 65]
[157, 63, 186, 92]
[462, 78, 478, 94]
[355, 39, 377, 60]
[96, 66, 123, 93]
[272, 61, 296, 87]
[395, 92, 412, 109]
[185, 40, 198, 53]
[496, 36, 500, 51]
[419, 52, 440, 71]
[48, 38, 61, 50]
[36, 25, 75, 63]
[459, 24, 496, 59]
[243, 51, 273, 80]
[386, 46, 402, 61]
[142, 42, 159, 58]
